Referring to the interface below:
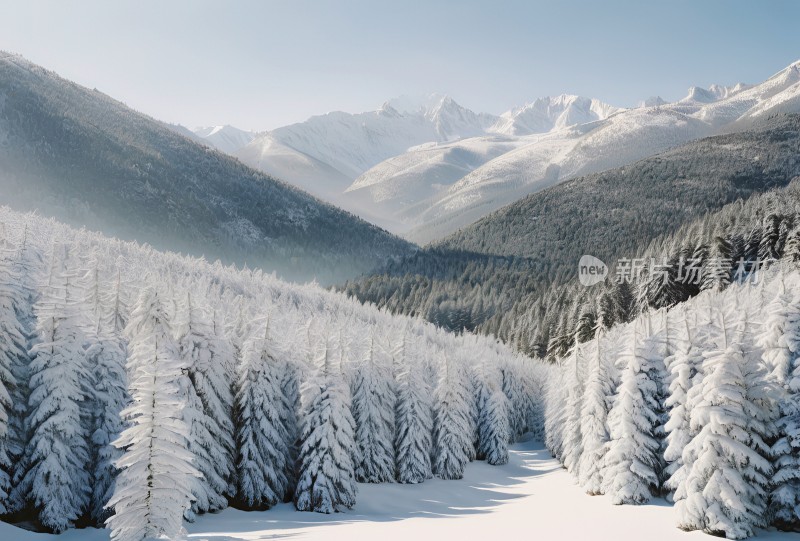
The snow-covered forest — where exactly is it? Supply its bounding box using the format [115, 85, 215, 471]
[0, 206, 544, 541]
[543, 262, 800, 539]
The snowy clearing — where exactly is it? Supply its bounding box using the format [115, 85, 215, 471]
[1, 439, 792, 541]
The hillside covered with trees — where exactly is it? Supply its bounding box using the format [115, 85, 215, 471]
[0, 206, 542, 540]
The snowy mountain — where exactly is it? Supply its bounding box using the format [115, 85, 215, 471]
[348, 60, 800, 244]
[345, 114, 800, 356]
[193, 125, 256, 154]
[233, 95, 499, 225]
[0, 52, 412, 283]
[489, 94, 620, 136]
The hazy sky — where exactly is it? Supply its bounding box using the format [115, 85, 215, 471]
[2, 0, 798, 131]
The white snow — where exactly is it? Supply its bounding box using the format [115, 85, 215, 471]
[2, 439, 792, 540]
[230, 61, 800, 244]
[193, 125, 257, 154]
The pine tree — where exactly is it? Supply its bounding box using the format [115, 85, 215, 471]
[393, 332, 433, 483]
[176, 292, 234, 517]
[578, 328, 613, 495]
[466, 362, 480, 462]
[663, 309, 704, 499]
[544, 367, 569, 459]
[279, 357, 300, 498]
[106, 288, 199, 541]
[475, 365, 510, 465]
[602, 321, 661, 505]
[0, 249, 25, 513]
[351, 333, 395, 483]
[768, 286, 800, 530]
[758, 274, 794, 383]
[432, 353, 472, 480]
[675, 314, 775, 539]
[5, 239, 39, 515]
[294, 336, 357, 513]
[14, 269, 91, 532]
[86, 328, 129, 524]
[562, 337, 584, 475]
[234, 317, 292, 510]
[501, 360, 526, 443]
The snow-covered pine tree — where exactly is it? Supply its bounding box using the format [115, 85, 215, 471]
[279, 356, 300, 498]
[86, 324, 129, 524]
[602, 320, 661, 505]
[106, 287, 199, 541]
[562, 336, 584, 475]
[475, 364, 510, 465]
[393, 330, 433, 483]
[175, 291, 234, 517]
[675, 311, 775, 539]
[521, 359, 545, 439]
[74, 251, 130, 524]
[233, 317, 292, 510]
[13, 268, 91, 532]
[102, 265, 129, 335]
[544, 366, 568, 459]
[224, 295, 252, 364]
[5, 237, 41, 514]
[758, 273, 795, 384]
[351, 332, 395, 483]
[0, 246, 27, 513]
[466, 359, 480, 462]
[768, 284, 800, 529]
[663, 308, 704, 500]
[501, 359, 526, 443]
[643, 311, 670, 494]
[294, 334, 357, 513]
[432, 353, 473, 480]
[578, 327, 613, 495]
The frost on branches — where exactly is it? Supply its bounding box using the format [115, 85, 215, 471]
[294, 335, 357, 513]
[106, 288, 199, 541]
[544, 265, 800, 538]
[0, 207, 538, 536]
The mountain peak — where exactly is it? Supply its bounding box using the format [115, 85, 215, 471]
[385, 93, 452, 115]
[492, 94, 619, 136]
[192, 124, 256, 154]
[639, 96, 667, 108]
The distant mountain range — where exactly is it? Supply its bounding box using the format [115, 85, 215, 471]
[343, 113, 800, 355]
[0, 52, 412, 284]
[188, 61, 800, 243]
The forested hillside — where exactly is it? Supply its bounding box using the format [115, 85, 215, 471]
[541, 262, 800, 537]
[0, 52, 412, 284]
[343, 115, 800, 356]
[0, 205, 543, 540]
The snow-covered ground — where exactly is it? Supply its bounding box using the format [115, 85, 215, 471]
[2, 439, 792, 541]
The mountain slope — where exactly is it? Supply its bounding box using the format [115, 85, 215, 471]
[234, 95, 499, 214]
[437, 113, 800, 263]
[489, 94, 620, 136]
[352, 61, 800, 243]
[0, 52, 413, 284]
[343, 114, 800, 354]
[193, 125, 256, 154]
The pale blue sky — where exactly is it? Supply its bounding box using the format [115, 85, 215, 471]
[1, 0, 798, 130]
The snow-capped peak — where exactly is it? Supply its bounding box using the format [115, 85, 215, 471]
[491, 94, 620, 136]
[192, 125, 256, 154]
[638, 96, 667, 108]
[680, 83, 748, 104]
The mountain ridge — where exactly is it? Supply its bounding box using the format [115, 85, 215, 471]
[0, 51, 413, 284]
[219, 60, 800, 244]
